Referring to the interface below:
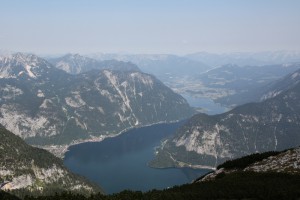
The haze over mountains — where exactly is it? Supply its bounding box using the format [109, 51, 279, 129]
[43, 51, 300, 171]
[88, 51, 300, 107]
[197, 63, 300, 106]
[49, 54, 140, 74]
[90, 50, 300, 68]
[1, 50, 300, 199]
[1, 0, 300, 198]
[151, 68, 300, 169]
[0, 53, 194, 157]
[186, 51, 300, 67]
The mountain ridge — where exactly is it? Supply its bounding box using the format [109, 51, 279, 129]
[0, 125, 102, 197]
[186, 50, 300, 67]
[150, 69, 300, 169]
[198, 146, 300, 183]
[48, 53, 140, 74]
[0, 53, 194, 157]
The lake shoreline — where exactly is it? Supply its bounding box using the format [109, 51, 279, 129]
[63, 121, 209, 194]
[41, 119, 187, 158]
[147, 163, 216, 171]
[42, 94, 229, 159]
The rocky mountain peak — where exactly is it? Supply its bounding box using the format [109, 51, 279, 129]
[0, 53, 194, 157]
[49, 53, 140, 74]
[0, 53, 53, 79]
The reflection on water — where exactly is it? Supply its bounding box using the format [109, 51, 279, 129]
[64, 122, 210, 194]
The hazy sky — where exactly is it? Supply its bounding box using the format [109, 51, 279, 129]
[0, 0, 300, 55]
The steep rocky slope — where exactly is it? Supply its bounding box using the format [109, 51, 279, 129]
[196, 63, 300, 107]
[151, 70, 300, 169]
[0, 53, 194, 156]
[0, 125, 102, 196]
[198, 147, 300, 182]
[260, 68, 300, 100]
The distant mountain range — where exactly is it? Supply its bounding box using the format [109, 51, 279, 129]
[87, 52, 300, 107]
[0, 125, 102, 196]
[260, 68, 300, 101]
[1, 51, 300, 200]
[90, 50, 300, 70]
[0, 53, 194, 157]
[198, 63, 300, 107]
[89, 53, 210, 76]
[186, 50, 300, 67]
[150, 68, 300, 169]
[48, 54, 140, 74]
[88, 53, 211, 93]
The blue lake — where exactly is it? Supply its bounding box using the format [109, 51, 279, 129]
[182, 94, 228, 115]
[64, 122, 210, 194]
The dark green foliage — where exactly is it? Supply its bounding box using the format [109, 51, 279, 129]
[217, 151, 281, 170]
[4, 144, 300, 199]
[192, 171, 214, 183]
[21, 172, 300, 200]
[0, 191, 21, 200]
[0, 125, 103, 197]
[24, 192, 87, 200]
[148, 148, 177, 168]
[0, 125, 63, 168]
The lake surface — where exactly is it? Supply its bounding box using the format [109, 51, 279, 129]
[64, 122, 210, 194]
[182, 94, 228, 115]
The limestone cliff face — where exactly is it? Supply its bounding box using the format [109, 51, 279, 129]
[0, 53, 194, 155]
[151, 70, 300, 168]
[0, 125, 102, 194]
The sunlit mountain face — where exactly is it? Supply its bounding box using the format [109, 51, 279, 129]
[151, 69, 300, 169]
[0, 53, 194, 157]
[1, 0, 300, 199]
